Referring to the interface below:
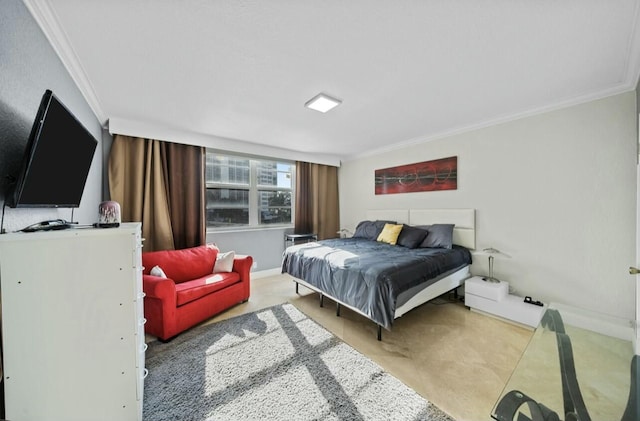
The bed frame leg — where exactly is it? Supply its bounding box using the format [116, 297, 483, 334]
[454, 287, 458, 300]
[295, 282, 299, 294]
[336, 303, 341, 317]
[320, 293, 324, 307]
[377, 325, 382, 341]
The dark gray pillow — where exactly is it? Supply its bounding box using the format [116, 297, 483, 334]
[396, 225, 428, 249]
[418, 224, 454, 249]
[353, 220, 396, 241]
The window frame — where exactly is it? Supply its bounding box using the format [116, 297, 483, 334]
[205, 151, 295, 231]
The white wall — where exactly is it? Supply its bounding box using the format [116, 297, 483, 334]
[339, 92, 637, 321]
[207, 227, 293, 273]
[0, 0, 105, 232]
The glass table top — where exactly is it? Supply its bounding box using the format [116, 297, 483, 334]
[491, 302, 638, 421]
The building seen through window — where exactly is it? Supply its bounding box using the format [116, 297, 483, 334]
[205, 153, 293, 228]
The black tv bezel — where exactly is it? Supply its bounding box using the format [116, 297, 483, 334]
[7, 90, 98, 209]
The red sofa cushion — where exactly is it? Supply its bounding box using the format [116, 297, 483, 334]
[174, 272, 240, 306]
[142, 245, 218, 284]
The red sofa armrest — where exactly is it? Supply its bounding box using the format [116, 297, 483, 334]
[143, 275, 177, 307]
[142, 274, 178, 340]
[232, 255, 253, 299]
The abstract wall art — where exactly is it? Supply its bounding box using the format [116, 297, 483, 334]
[374, 156, 457, 195]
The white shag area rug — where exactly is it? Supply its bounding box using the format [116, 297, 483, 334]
[143, 303, 454, 421]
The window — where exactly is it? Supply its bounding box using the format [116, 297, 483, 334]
[205, 152, 294, 229]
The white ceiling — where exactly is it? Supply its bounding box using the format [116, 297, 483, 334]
[25, 0, 640, 164]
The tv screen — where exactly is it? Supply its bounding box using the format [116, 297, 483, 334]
[7, 90, 98, 208]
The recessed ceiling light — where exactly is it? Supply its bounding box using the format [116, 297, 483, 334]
[304, 93, 342, 113]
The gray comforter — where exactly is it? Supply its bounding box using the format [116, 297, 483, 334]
[281, 238, 472, 329]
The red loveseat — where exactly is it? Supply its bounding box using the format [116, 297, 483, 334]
[142, 245, 252, 341]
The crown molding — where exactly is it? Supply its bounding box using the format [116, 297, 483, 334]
[23, 0, 107, 127]
[624, 0, 640, 90]
[345, 82, 635, 162]
[22, 0, 640, 157]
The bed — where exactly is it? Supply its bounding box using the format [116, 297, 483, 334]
[282, 208, 475, 340]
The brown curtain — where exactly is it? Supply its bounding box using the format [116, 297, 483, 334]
[294, 161, 339, 240]
[108, 134, 205, 251]
[160, 142, 206, 249]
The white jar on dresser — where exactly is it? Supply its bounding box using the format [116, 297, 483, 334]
[0, 222, 146, 421]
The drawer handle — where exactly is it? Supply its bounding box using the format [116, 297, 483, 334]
[141, 342, 148, 353]
[139, 317, 147, 326]
[143, 368, 149, 379]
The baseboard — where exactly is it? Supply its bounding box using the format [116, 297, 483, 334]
[549, 302, 634, 342]
[251, 267, 282, 279]
[469, 308, 537, 331]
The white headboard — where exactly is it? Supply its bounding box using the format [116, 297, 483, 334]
[365, 208, 476, 249]
[366, 209, 409, 224]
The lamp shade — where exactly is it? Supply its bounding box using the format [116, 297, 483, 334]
[478, 247, 510, 283]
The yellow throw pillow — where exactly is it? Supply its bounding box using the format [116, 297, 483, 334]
[376, 223, 403, 245]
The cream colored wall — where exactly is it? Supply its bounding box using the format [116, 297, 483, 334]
[339, 92, 637, 321]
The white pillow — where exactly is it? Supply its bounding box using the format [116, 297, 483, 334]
[150, 265, 167, 278]
[213, 251, 235, 273]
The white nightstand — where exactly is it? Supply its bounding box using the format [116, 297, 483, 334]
[464, 276, 546, 329]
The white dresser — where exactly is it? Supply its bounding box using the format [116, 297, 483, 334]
[0, 223, 146, 421]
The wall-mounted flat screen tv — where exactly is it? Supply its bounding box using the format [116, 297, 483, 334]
[7, 90, 98, 208]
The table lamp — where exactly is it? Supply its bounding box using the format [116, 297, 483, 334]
[337, 228, 353, 238]
[482, 247, 509, 283]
